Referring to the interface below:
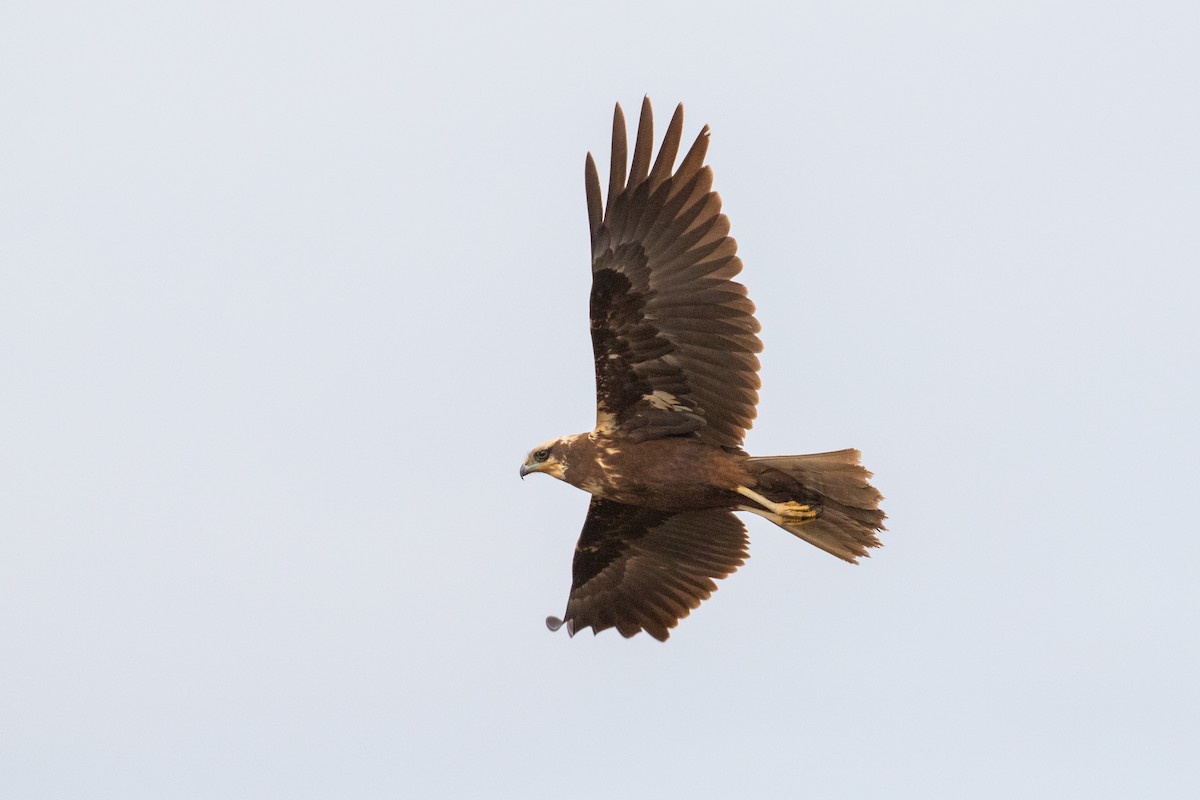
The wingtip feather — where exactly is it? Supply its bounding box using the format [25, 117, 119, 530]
[584, 152, 602, 237]
[628, 96, 654, 189]
[607, 103, 628, 211]
[649, 103, 685, 189]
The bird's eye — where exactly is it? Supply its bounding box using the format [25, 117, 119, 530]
[534, 448, 550, 462]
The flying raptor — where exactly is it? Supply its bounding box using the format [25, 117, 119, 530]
[520, 99, 886, 641]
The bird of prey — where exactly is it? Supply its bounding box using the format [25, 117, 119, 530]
[520, 98, 886, 641]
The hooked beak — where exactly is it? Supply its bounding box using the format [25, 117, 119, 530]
[519, 463, 532, 479]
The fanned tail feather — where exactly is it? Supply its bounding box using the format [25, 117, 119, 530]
[747, 448, 886, 563]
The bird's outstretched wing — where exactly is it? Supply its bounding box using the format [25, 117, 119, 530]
[547, 498, 748, 641]
[587, 98, 762, 447]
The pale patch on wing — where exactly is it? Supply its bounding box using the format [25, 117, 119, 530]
[643, 390, 689, 413]
[595, 409, 616, 435]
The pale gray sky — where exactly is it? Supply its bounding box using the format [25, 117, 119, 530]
[3, 2, 1198, 797]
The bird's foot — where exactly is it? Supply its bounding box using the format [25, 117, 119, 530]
[736, 486, 821, 525]
[778, 501, 819, 524]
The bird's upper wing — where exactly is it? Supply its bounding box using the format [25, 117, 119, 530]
[587, 98, 762, 447]
[547, 498, 748, 641]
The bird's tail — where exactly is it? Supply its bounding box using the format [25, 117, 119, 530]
[746, 448, 886, 563]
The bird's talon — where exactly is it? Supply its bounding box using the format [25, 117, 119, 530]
[779, 501, 818, 523]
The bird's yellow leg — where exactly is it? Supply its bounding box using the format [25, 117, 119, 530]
[736, 486, 818, 524]
[738, 506, 785, 525]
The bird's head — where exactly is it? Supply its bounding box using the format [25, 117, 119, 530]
[519, 438, 567, 481]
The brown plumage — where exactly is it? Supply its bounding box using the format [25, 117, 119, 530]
[520, 99, 886, 641]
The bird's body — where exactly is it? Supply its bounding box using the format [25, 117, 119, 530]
[521, 99, 887, 641]
[536, 432, 751, 512]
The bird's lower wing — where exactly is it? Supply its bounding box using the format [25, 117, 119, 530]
[547, 498, 748, 641]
